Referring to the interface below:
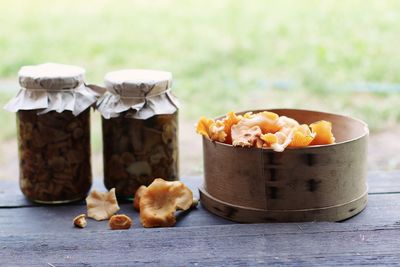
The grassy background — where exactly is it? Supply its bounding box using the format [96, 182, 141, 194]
[1, 0, 400, 143]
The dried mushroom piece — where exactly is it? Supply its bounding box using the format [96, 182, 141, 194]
[86, 188, 120, 221]
[139, 178, 193, 228]
[73, 214, 87, 228]
[109, 214, 132, 230]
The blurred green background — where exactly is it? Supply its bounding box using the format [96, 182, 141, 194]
[0, 0, 399, 156]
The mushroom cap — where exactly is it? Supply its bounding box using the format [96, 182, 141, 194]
[139, 178, 193, 228]
[86, 188, 120, 221]
[109, 214, 132, 230]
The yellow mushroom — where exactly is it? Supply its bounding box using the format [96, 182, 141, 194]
[139, 178, 193, 228]
[133, 185, 147, 211]
[86, 188, 120, 221]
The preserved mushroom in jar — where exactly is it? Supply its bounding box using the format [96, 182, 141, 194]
[4, 63, 98, 203]
[17, 110, 92, 202]
[97, 69, 179, 199]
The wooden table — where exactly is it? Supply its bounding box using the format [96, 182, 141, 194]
[1, 171, 400, 266]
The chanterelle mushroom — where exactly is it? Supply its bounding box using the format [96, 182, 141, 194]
[231, 125, 262, 147]
[73, 214, 87, 228]
[139, 178, 193, 228]
[86, 188, 120, 221]
[133, 185, 147, 211]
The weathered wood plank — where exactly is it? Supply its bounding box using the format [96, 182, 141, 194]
[1, 223, 400, 266]
[0, 176, 203, 208]
[367, 170, 400, 194]
[0, 203, 231, 235]
[1, 171, 399, 208]
[0, 193, 399, 235]
[0, 172, 399, 266]
[0, 179, 28, 207]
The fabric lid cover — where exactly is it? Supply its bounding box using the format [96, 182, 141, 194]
[97, 69, 179, 120]
[4, 63, 98, 115]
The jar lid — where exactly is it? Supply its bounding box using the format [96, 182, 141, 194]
[19, 63, 85, 90]
[104, 69, 172, 98]
[97, 69, 178, 119]
[5, 63, 97, 115]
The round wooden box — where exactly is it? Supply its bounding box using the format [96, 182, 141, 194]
[199, 109, 369, 222]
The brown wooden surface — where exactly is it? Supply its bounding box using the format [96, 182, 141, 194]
[0, 171, 400, 266]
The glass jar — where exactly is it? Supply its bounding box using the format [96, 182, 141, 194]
[97, 69, 179, 199]
[5, 63, 97, 203]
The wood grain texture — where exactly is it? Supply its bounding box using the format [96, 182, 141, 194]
[367, 170, 400, 194]
[1, 172, 400, 266]
[0, 203, 233, 235]
[1, 223, 400, 266]
[1, 172, 399, 208]
[0, 193, 398, 235]
[199, 187, 368, 223]
[0, 176, 202, 208]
